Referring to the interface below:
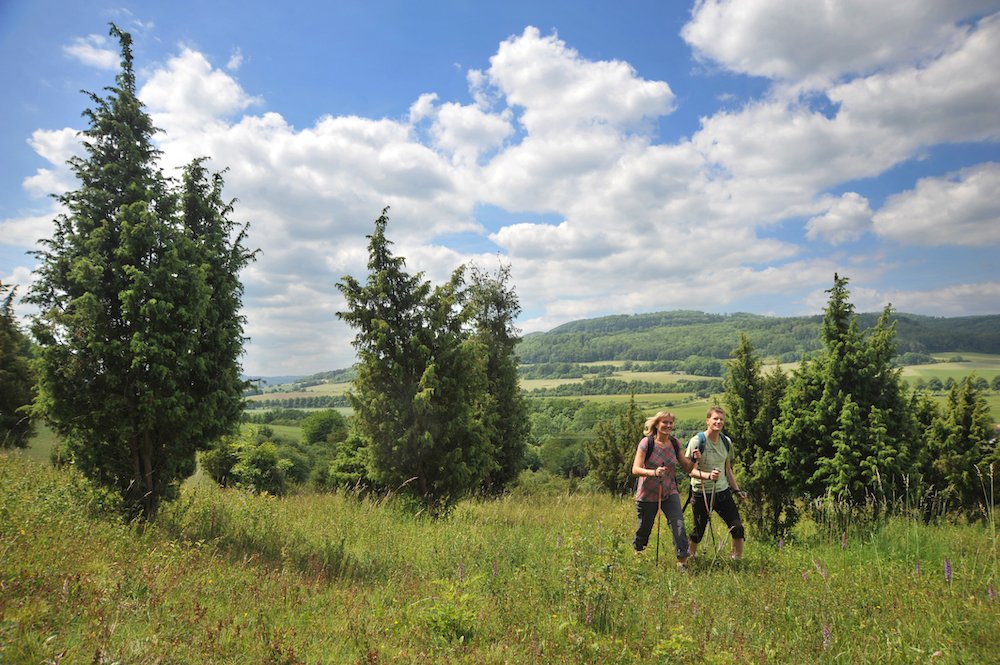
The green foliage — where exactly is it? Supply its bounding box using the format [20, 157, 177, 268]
[772, 276, 916, 511]
[527, 376, 722, 397]
[585, 395, 644, 494]
[242, 407, 310, 425]
[918, 376, 996, 519]
[300, 409, 348, 445]
[466, 261, 530, 493]
[244, 394, 349, 410]
[0, 282, 35, 448]
[724, 334, 793, 537]
[318, 434, 372, 492]
[539, 433, 588, 478]
[24, 26, 253, 519]
[337, 208, 494, 511]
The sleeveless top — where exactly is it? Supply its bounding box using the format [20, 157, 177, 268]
[635, 435, 680, 502]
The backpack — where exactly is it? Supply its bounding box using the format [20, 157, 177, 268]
[642, 434, 681, 466]
[695, 431, 732, 457]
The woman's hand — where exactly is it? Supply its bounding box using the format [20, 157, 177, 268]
[707, 469, 720, 481]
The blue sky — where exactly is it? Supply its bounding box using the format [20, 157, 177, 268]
[2, 1, 999, 377]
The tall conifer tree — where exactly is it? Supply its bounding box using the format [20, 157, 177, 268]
[724, 333, 791, 536]
[466, 262, 529, 493]
[26, 26, 253, 518]
[338, 208, 493, 511]
[772, 274, 914, 510]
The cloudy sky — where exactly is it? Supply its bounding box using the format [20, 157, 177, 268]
[2, 1, 999, 377]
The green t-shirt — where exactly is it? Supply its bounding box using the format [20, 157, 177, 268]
[686, 432, 730, 493]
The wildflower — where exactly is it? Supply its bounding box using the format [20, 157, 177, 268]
[822, 623, 831, 650]
[813, 559, 828, 580]
[556, 535, 562, 548]
[915, 560, 921, 576]
[802, 570, 809, 582]
[778, 538, 784, 551]
[988, 584, 994, 602]
[841, 531, 847, 549]
[944, 558, 952, 584]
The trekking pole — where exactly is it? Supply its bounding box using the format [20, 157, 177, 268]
[701, 477, 718, 562]
[655, 476, 662, 564]
[709, 480, 720, 553]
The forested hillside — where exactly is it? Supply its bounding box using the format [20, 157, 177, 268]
[515, 310, 1000, 364]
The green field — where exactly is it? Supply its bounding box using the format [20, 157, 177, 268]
[2, 452, 997, 664]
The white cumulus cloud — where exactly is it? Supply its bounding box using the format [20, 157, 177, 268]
[806, 193, 873, 245]
[873, 163, 1000, 245]
[63, 34, 118, 69]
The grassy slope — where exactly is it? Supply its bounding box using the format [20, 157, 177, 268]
[2, 452, 997, 664]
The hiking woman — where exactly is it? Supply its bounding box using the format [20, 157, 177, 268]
[632, 411, 720, 569]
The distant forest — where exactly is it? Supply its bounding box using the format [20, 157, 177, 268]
[514, 310, 1000, 365]
[265, 310, 1000, 387]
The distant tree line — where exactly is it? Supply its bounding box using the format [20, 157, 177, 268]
[517, 308, 1000, 364]
[518, 357, 725, 379]
[527, 377, 722, 398]
[244, 395, 350, 410]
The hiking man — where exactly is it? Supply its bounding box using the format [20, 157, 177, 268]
[686, 406, 747, 560]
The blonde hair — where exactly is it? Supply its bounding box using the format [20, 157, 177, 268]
[643, 411, 675, 437]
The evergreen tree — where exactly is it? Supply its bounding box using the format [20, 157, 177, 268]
[466, 262, 529, 493]
[772, 275, 915, 511]
[584, 394, 643, 494]
[0, 283, 36, 448]
[25, 26, 252, 518]
[922, 377, 995, 519]
[723, 334, 791, 537]
[337, 208, 493, 511]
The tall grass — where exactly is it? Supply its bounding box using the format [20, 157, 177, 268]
[2, 451, 997, 664]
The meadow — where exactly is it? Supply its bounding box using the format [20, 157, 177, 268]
[2, 451, 997, 664]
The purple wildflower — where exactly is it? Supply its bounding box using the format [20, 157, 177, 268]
[944, 557, 952, 584]
[813, 559, 828, 580]
[778, 538, 784, 551]
[915, 560, 921, 576]
[822, 624, 831, 650]
[988, 584, 994, 602]
[556, 534, 562, 548]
